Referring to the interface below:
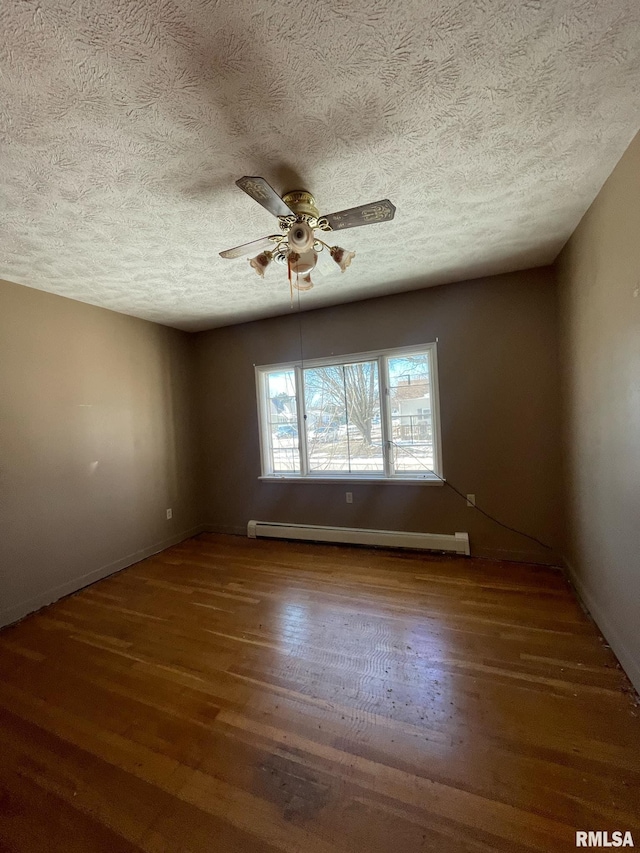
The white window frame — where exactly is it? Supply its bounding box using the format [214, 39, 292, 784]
[255, 343, 444, 484]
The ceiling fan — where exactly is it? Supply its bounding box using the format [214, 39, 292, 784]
[219, 177, 396, 290]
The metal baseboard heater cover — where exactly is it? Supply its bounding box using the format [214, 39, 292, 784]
[247, 521, 470, 556]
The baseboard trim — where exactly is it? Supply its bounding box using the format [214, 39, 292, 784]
[563, 558, 640, 696]
[472, 545, 562, 567]
[0, 525, 207, 629]
[203, 523, 246, 536]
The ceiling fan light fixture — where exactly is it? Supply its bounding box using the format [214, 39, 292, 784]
[288, 221, 315, 253]
[288, 249, 317, 276]
[221, 177, 395, 291]
[249, 251, 272, 277]
[330, 246, 356, 272]
[293, 274, 314, 291]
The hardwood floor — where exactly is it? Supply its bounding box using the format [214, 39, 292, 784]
[0, 534, 638, 852]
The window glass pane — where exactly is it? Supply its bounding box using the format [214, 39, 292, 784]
[258, 345, 439, 480]
[265, 369, 299, 473]
[304, 361, 384, 473]
[387, 352, 435, 474]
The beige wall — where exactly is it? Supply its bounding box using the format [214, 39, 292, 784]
[196, 268, 563, 564]
[557, 131, 640, 692]
[0, 279, 202, 627]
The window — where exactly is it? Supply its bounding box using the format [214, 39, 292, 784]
[256, 344, 442, 481]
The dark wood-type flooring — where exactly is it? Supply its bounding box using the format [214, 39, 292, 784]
[1, 533, 639, 852]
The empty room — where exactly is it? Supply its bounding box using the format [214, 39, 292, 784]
[1, 1, 639, 851]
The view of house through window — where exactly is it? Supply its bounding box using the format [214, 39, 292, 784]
[257, 344, 441, 480]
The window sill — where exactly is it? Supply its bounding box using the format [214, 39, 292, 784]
[259, 475, 444, 485]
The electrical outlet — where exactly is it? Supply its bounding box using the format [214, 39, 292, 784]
[346, 492, 353, 504]
[166, 508, 173, 520]
[466, 494, 475, 508]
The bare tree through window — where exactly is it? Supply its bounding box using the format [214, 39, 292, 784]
[304, 361, 383, 473]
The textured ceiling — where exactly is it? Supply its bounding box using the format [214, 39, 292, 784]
[1, 0, 639, 331]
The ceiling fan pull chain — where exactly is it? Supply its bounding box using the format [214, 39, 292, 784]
[288, 256, 294, 308]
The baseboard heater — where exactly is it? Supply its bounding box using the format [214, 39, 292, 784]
[247, 521, 470, 556]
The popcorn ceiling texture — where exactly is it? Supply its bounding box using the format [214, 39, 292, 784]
[1, 0, 639, 331]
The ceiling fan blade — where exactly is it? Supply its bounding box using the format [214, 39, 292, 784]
[235, 176, 295, 218]
[321, 199, 396, 231]
[219, 235, 275, 259]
